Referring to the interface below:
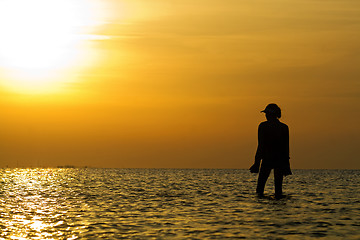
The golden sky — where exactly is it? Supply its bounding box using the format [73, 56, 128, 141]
[0, 0, 359, 168]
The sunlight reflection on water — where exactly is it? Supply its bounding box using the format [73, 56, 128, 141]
[0, 168, 359, 239]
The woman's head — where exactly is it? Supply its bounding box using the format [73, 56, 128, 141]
[261, 103, 281, 119]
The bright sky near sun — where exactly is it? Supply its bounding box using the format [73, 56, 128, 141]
[0, 0, 359, 169]
[0, 0, 104, 92]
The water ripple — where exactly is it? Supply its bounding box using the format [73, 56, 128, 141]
[0, 168, 359, 239]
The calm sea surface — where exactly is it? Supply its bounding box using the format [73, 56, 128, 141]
[0, 168, 359, 239]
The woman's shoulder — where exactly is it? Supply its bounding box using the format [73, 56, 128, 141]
[258, 121, 268, 127]
[278, 121, 289, 131]
[259, 120, 288, 128]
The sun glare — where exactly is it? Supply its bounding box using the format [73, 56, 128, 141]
[0, 0, 101, 93]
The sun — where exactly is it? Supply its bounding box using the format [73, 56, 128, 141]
[0, 0, 100, 93]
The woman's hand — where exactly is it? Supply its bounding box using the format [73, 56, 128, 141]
[249, 163, 260, 173]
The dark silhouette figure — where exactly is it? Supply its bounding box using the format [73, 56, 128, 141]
[250, 103, 292, 199]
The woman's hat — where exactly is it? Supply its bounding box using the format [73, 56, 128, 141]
[261, 103, 281, 115]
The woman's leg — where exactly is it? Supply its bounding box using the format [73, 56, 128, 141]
[274, 168, 284, 198]
[256, 166, 271, 195]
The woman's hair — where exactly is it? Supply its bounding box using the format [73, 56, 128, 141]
[275, 105, 281, 118]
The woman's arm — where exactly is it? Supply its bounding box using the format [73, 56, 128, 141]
[255, 123, 265, 163]
[250, 123, 264, 173]
[283, 124, 292, 175]
[285, 125, 289, 160]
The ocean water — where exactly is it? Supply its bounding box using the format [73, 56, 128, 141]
[0, 169, 359, 239]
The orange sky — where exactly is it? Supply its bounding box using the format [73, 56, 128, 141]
[0, 0, 359, 168]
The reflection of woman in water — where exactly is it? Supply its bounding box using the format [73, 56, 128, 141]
[250, 103, 292, 199]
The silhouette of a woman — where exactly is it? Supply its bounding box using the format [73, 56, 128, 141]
[250, 103, 292, 199]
